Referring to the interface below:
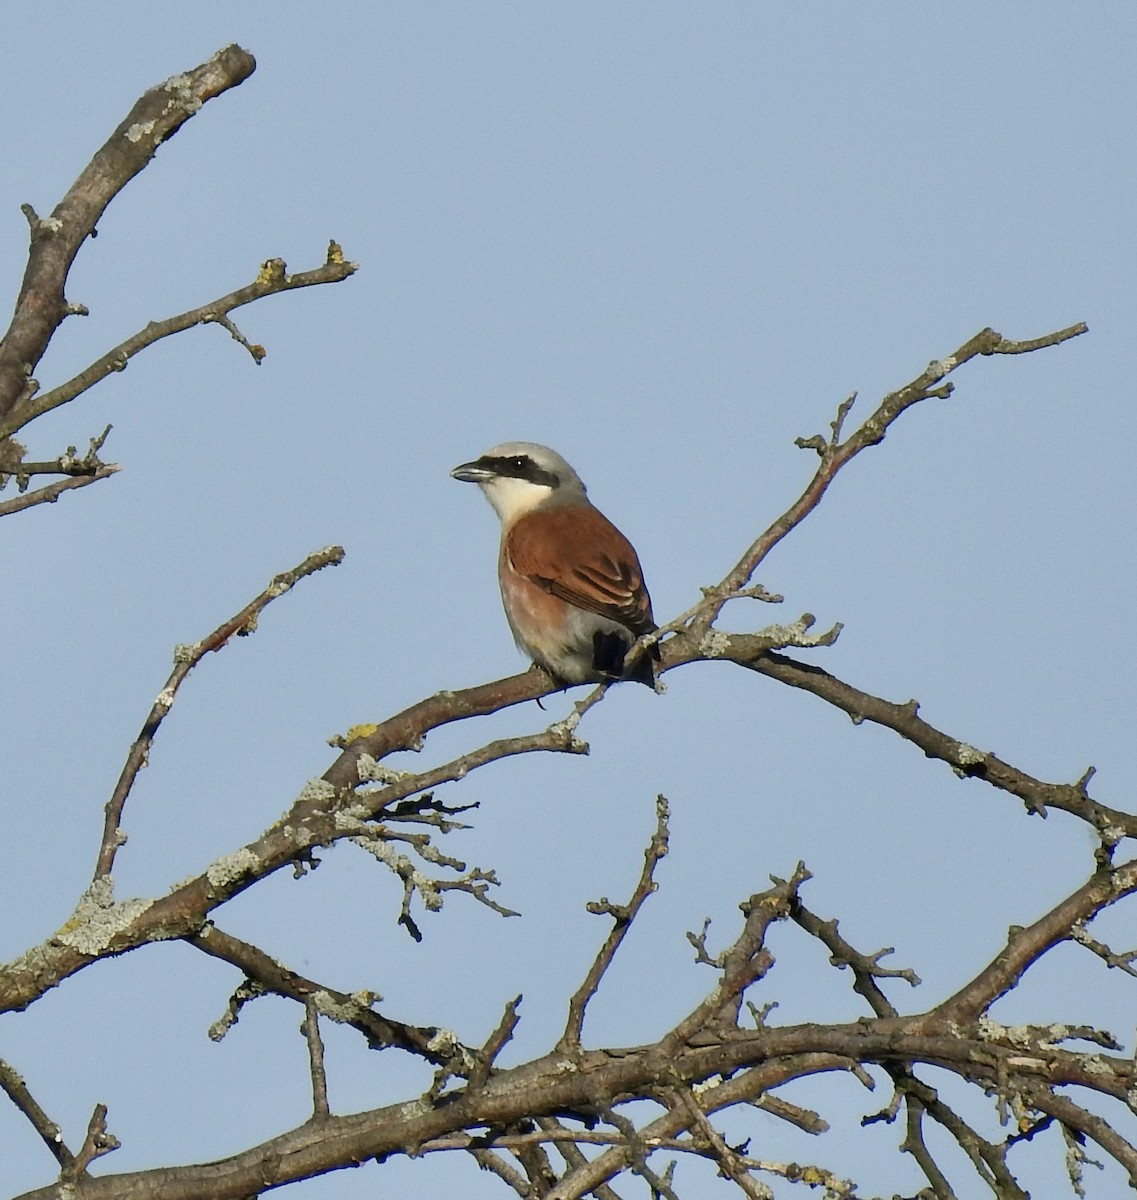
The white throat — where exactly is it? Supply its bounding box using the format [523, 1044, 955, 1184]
[479, 476, 555, 525]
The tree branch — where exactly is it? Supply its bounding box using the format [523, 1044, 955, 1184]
[189, 922, 448, 1061]
[94, 545, 345, 881]
[558, 796, 670, 1055]
[0, 1057, 74, 1171]
[1, 247, 357, 441]
[0, 465, 118, 517]
[687, 322, 1087, 634]
[0, 46, 257, 421]
[301, 999, 330, 1119]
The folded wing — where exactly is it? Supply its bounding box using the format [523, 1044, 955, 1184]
[504, 505, 655, 635]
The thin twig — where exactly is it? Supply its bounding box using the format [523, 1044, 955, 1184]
[559, 796, 670, 1054]
[536, 1116, 626, 1200]
[93, 544, 344, 880]
[466, 1147, 533, 1197]
[2, 247, 356, 440]
[0, 1057, 74, 1170]
[469, 997, 523, 1090]
[792, 902, 920, 1017]
[302, 999, 330, 1118]
[67, 1103, 119, 1179]
[0, 464, 118, 517]
[0, 46, 258, 422]
[670, 1087, 770, 1199]
[901, 1094, 958, 1200]
[189, 923, 461, 1063]
[689, 322, 1087, 635]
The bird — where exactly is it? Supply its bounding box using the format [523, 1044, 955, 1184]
[450, 441, 658, 687]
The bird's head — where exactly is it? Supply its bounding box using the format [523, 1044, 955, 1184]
[451, 441, 587, 523]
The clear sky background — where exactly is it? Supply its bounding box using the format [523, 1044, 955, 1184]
[1, 5, 1133, 1197]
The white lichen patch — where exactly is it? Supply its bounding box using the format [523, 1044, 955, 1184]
[426, 1029, 476, 1071]
[161, 72, 202, 116]
[125, 120, 158, 144]
[55, 882, 154, 956]
[315, 990, 382, 1022]
[699, 630, 731, 659]
[39, 216, 63, 233]
[356, 755, 410, 785]
[295, 778, 338, 807]
[205, 847, 259, 890]
[154, 686, 175, 709]
[1083, 1055, 1113, 1078]
[281, 824, 314, 849]
[427, 1028, 462, 1054]
[956, 743, 987, 766]
[977, 1015, 1027, 1046]
[335, 800, 371, 824]
[334, 811, 368, 835]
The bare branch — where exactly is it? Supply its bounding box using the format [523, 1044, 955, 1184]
[688, 322, 1087, 634]
[0, 1057, 74, 1170]
[469, 997, 523, 1090]
[0, 46, 258, 421]
[1025, 1088, 1137, 1185]
[94, 544, 344, 880]
[301, 999, 330, 1119]
[0, 464, 118, 517]
[791, 902, 920, 1017]
[666, 864, 809, 1047]
[466, 1146, 534, 1197]
[559, 796, 670, 1054]
[937, 858, 1137, 1024]
[66, 1103, 120, 1180]
[901, 1093, 958, 1200]
[670, 1087, 772, 1199]
[536, 1117, 626, 1200]
[190, 923, 448, 1062]
[603, 1108, 680, 1200]
[2, 247, 357, 441]
[684, 640, 1137, 841]
[888, 1071, 1027, 1197]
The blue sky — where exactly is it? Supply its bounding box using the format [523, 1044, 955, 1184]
[1, 5, 1133, 1197]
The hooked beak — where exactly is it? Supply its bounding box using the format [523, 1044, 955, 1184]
[450, 459, 494, 483]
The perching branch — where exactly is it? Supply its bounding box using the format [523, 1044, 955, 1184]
[691, 321, 1088, 634]
[6, 317, 1130, 1200]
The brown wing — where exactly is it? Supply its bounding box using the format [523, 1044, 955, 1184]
[505, 505, 655, 635]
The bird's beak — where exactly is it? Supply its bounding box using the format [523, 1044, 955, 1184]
[450, 460, 494, 483]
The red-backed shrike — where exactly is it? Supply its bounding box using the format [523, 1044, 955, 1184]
[451, 442, 658, 687]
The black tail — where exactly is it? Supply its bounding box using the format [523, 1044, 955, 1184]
[593, 630, 659, 688]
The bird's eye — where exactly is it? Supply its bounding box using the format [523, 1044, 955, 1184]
[507, 456, 528, 470]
